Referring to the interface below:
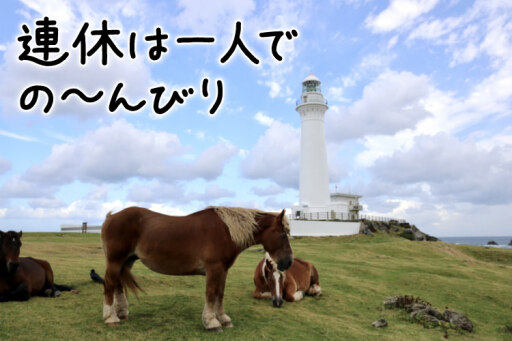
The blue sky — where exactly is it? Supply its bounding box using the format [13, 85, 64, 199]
[0, 0, 511, 236]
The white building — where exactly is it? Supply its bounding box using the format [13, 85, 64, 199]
[291, 73, 362, 223]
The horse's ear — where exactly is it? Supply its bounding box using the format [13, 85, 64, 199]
[18, 231, 22, 238]
[276, 209, 285, 223]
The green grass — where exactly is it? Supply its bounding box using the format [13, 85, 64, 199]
[1, 233, 512, 340]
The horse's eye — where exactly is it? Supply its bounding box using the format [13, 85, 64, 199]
[280, 233, 287, 240]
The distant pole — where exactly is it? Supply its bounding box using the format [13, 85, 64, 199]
[82, 222, 87, 233]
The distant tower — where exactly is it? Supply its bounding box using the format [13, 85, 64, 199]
[296, 73, 330, 210]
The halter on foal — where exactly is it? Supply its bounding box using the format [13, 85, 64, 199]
[0, 231, 72, 302]
[253, 252, 321, 307]
[101, 206, 293, 331]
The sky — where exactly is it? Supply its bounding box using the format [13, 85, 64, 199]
[0, 0, 511, 237]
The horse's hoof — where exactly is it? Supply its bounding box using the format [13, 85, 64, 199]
[44, 289, 52, 297]
[53, 290, 61, 297]
[222, 321, 233, 328]
[119, 315, 128, 321]
[207, 327, 223, 333]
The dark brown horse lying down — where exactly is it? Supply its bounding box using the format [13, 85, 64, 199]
[101, 206, 293, 331]
[0, 231, 72, 302]
[253, 252, 321, 307]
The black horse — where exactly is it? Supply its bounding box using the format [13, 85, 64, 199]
[0, 231, 72, 302]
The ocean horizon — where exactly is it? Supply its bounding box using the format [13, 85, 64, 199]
[439, 236, 512, 249]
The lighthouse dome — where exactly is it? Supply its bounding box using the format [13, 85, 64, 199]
[302, 73, 322, 93]
[302, 73, 320, 83]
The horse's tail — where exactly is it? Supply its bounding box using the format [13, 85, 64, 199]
[54, 284, 74, 291]
[307, 263, 322, 297]
[118, 256, 144, 297]
[101, 208, 144, 297]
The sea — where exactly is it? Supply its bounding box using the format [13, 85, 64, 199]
[439, 236, 512, 249]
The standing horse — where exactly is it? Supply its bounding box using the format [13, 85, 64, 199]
[253, 252, 321, 307]
[0, 231, 73, 302]
[101, 206, 293, 331]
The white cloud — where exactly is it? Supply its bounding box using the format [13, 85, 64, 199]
[0, 120, 237, 198]
[327, 86, 349, 103]
[370, 133, 512, 205]
[0, 129, 40, 143]
[326, 70, 432, 141]
[254, 111, 275, 126]
[128, 182, 235, 203]
[252, 184, 284, 196]
[365, 0, 439, 33]
[0, 157, 11, 175]
[241, 121, 300, 188]
[0, 0, 153, 118]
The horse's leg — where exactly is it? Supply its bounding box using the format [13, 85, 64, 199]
[114, 284, 128, 320]
[33, 259, 58, 297]
[283, 280, 299, 302]
[114, 256, 136, 321]
[103, 261, 122, 325]
[214, 270, 232, 328]
[11, 283, 31, 301]
[253, 288, 272, 299]
[306, 264, 322, 297]
[202, 265, 225, 332]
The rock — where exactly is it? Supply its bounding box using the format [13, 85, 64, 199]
[487, 240, 498, 245]
[372, 318, 388, 328]
[443, 309, 473, 332]
[408, 303, 427, 313]
[425, 306, 444, 320]
[400, 228, 415, 241]
[383, 297, 398, 309]
[509, 240, 512, 246]
[411, 310, 441, 327]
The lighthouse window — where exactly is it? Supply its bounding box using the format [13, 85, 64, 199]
[303, 81, 320, 93]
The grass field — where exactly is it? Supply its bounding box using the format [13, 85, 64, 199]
[1, 232, 511, 340]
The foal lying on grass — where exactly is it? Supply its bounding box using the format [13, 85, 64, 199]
[253, 252, 322, 307]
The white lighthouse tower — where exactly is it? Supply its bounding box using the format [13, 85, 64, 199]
[294, 73, 330, 215]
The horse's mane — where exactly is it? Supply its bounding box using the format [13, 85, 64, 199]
[209, 207, 290, 249]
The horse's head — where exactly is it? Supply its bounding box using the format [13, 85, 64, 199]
[263, 254, 285, 308]
[260, 209, 293, 272]
[0, 230, 22, 273]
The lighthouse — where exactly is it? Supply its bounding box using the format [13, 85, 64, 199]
[295, 73, 330, 212]
[291, 73, 363, 224]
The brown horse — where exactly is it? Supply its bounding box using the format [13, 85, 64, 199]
[253, 252, 321, 307]
[101, 206, 293, 331]
[0, 230, 72, 302]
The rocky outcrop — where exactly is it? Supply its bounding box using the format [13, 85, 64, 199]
[444, 309, 474, 332]
[508, 240, 512, 246]
[487, 240, 498, 245]
[372, 318, 388, 328]
[359, 220, 438, 241]
[383, 295, 473, 333]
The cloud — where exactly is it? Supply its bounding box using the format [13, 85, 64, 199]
[370, 133, 512, 205]
[0, 0, 153, 118]
[0, 157, 11, 175]
[252, 184, 284, 196]
[0, 120, 237, 199]
[128, 182, 235, 204]
[0, 129, 40, 143]
[241, 121, 300, 188]
[365, 0, 439, 33]
[174, 0, 256, 34]
[254, 111, 275, 126]
[326, 70, 431, 141]
[0, 176, 56, 199]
